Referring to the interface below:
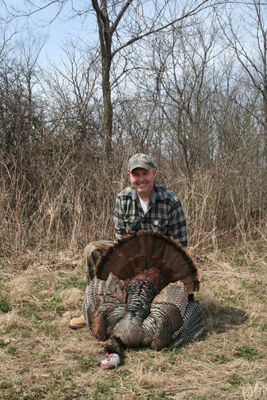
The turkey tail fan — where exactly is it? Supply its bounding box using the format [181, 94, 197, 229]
[95, 230, 200, 293]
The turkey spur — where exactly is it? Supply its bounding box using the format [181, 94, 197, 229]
[82, 230, 204, 368]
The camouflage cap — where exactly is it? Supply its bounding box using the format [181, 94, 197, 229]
[128, 153, 156, 173]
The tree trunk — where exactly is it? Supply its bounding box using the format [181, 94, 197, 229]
[263, 29, 267, 161]
[102, 54, 113, 161]
[92, 0, 113, 162]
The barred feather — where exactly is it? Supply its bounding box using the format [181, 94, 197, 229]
[82, 273, 126, 332]
[142, 308, 173, 350]
[171, 301, 204, 348]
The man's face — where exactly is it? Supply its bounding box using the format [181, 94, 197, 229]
[128, 167, 156, 200]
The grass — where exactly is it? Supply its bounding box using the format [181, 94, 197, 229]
[0, 243, 266, 400]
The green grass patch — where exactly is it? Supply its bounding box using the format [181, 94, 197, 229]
[233, 346, 262, 361]
[7, 346, 18, 355]
[61, 276, 86, 290]
[40, 295, 64, 314]
[147, 393, 170, 399]
[0, 381, 12, 390]
[227, 373, 243, 387]
[38, 324, 58, 337]
[79, 355, 96, 372]
[0, 339, 10, 348]
[213, 354, 231, 364]
[0, 300, 11, 313]
[235, 258, 246, 267]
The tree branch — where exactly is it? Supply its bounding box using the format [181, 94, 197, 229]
[112, 0, 223, 57]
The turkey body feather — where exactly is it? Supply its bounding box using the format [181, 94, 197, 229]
[82, 230, 204, 365]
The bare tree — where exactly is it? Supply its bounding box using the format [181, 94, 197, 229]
[218, 0, 267, 160]
[141, 13, 222, 180]
[44, 43, 101, 144]
[0, 31, 45, 155]
[5, 0, 224, 161]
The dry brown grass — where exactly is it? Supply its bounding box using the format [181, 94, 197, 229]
[0, 241, 266, 400]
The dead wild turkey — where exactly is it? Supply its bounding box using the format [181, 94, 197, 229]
[82, 230, 204, 368]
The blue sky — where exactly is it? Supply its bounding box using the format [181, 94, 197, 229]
[30, 2, 97, 65]
[5, 0, 98, 66]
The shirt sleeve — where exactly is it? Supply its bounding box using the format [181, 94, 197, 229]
[114, 196, 126, 240]
[168, 200, 188, 248]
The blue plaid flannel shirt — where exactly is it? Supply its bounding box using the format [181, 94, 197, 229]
[114, 181, 187, 248]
